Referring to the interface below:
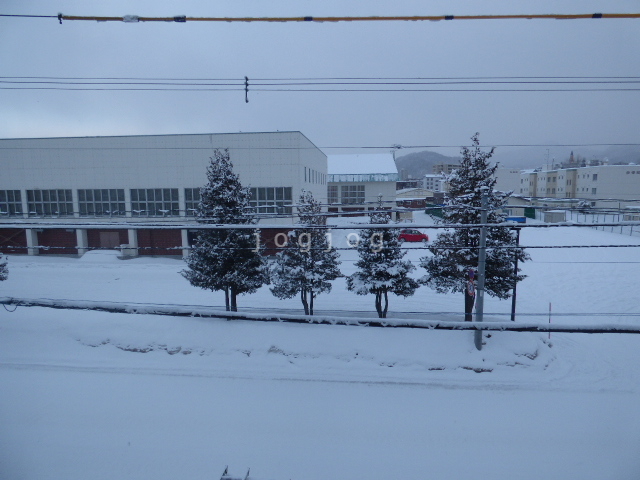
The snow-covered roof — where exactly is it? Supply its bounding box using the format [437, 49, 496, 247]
[327, 153, 397, 175]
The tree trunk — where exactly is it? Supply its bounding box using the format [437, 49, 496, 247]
[465, 289, 475, 321]
[375, 290, 383, 318]
[224, 287, 230, 312]
[309, 291, 314, 316]
[382, 288, 389, 319]
[300, 288, 309, 315]
[230, 286, 237, 312]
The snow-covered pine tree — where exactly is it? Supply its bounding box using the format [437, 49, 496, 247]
[346, 197, 419, 318]
[270, 190, 341, 315]
[181, 149, 268, 312]
[419, 133, 528, 320]
[0, 255, 8, 282]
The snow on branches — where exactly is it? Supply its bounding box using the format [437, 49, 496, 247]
[346, 197, 419, 318]
[0, 256, 7, 282]
[181, 149, 268, 312]
[270, 190, 341, 315]
[420, 133, 529, 310]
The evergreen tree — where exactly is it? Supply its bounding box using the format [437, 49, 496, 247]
[419, 133, 528, 320]
[181, 149, 268, 311]
[0, 256, 7, 282]
[346, 197, 419, 318]
[270, 190, 341, 315]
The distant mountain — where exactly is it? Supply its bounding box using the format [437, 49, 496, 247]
[394, 151, 461, 179]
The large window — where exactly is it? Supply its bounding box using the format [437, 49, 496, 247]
[0, 190, 22, 216]
[327, 185, 338, 204]
[27, 189, 73, 217]
[341, 185, 365, 205]
[131, 188, 179, 217]
[249, 187, 292, 215]
[78, 189, 125, 216]
[185, 188, 201, 216]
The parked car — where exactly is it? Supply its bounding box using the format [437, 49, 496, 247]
[398, 229, 429, 243]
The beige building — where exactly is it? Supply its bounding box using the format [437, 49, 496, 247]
[432, 162, 459, 175]
[518, 164, 640, 208]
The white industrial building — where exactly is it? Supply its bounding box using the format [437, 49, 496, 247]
[0, 131, 327, 256]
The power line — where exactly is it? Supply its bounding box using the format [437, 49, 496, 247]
[3, 76, 640, 92]
[4, 75, 640, 81]
[3, 12, 640, 23]
[4, 77, 640, 86]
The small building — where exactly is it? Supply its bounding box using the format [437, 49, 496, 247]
[423, 174, 446, 193]
[396, 188, 434, 209]
[327, 154, 399, 215]
[544, 210, 567, 223]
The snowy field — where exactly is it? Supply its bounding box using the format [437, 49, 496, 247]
[1, 213, 640, 479]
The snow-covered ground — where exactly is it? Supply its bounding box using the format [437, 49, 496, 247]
[1, 213, 640, 479]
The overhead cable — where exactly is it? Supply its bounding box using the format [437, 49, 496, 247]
[2, 13, 639, 24]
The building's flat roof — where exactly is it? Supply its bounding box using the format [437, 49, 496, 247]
[0, 131, 305, 142]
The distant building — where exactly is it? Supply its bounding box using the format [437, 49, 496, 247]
[327, 154, 399, 215]
[432, 162, 459, 175]
[396, 188, 434, 209]
[423, 174, 446, 193]
[518, 164, 640, 208]
[0, 131, 327, 256]
[493, 168, 522, 194]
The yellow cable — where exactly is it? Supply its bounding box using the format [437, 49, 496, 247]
[58, 13, 640, 23]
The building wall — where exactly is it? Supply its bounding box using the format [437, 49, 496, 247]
[517, 172, 537, 197]
[327, 178, 398, 213]
[432, 163, 459, 174]
[493, 168, 521, 194]
[87, 229, 129, 249]
[36, 229, 77, 255]
[136, 229, 183, 256]
[423, 174, 445, 192]
[0, 131, 327, 224]
[0, 228, 27, 254]
[519, 164, 640, 208]
[0, 132, 327, 256]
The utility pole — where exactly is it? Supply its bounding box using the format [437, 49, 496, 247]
[510, 226, 521, 321]
[474, 189, 488, 351]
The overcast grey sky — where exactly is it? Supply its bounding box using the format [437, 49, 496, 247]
[1, 0, 639, 164]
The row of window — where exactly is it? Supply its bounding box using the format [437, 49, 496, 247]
[305, 167, 326, 185]
[0, 187, 292, 217]
[535, 173, 598, 183]
[249, 187, 293, 214]
[327, 185, 366, 204]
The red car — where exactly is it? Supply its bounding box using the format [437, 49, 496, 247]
[398, 229, 429, 244]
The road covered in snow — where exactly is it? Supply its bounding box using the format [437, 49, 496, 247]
[1, 215, 640, 479]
